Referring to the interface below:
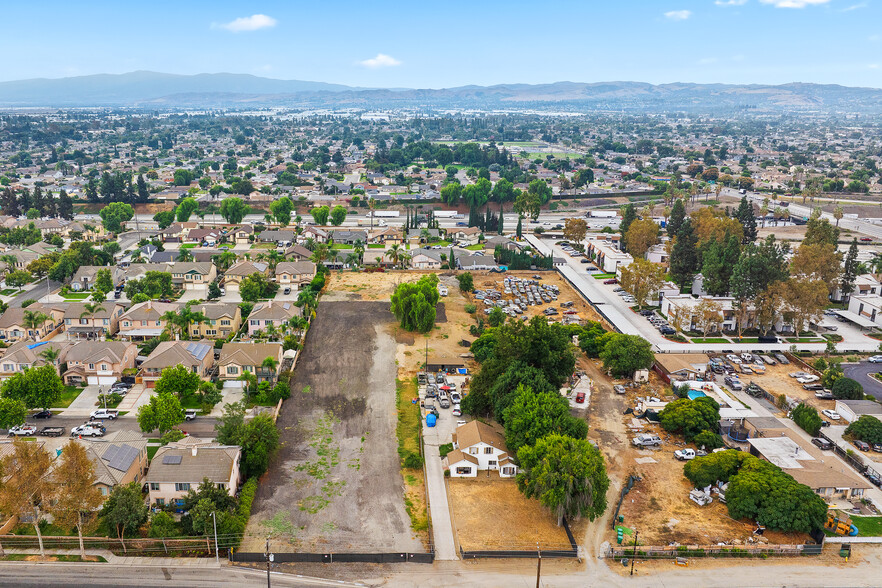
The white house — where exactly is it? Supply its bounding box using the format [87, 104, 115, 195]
[446, 421, 517, 478]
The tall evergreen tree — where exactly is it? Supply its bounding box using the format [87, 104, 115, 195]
[136, 174, 150, 203]
[667, 198, 686, 237]
[841, 238, 860, 301]
[620, 204, 637, 253]
[670, 218, 699, 290]
[516, 216, 523, 239]
[31, 186, 45, 217]
[736, 196, 758, 244]
[44, 190, 57, 218]
[18, 188, 31, 213]
[85, 177, 99, 203]
[57, 189, 73, 220]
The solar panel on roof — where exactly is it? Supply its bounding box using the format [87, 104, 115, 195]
[108, 444, 139, 472]
[101, 445, 120, 462]
[162, 454, 182, 465]
[186, 342, 211, 361]
[283, 303, 291, 310]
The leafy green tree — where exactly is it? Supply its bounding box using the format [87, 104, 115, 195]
[310, 205, 330, 225]
[803, 210, 839, 247]
[516, 434, 609, 525]
[684, 449, 751, 488]
[735, 196, 757, 243]
[94, 268, 113, 295]
[845, 415, 882, 444]
[154, 365, 201, 399]
[577, 322, 608, 357]
[598, 333, 654, 378]
[239, 272, 275, 302]
[390, 274, 439, 333]
[489, 361, 556, 421]
[701, 234, 741, 296]
[669, 218, 699, 289]
[456, 272, 474, 292]
[503, 385, 588, 453]
[1, 365, 64, 409]
[220, 197, 249, 224]
[619, 204, 637, 251]
[791, 403, 823, 436]
[488, 307, 505, 328]
[239, 414, 281, 478]
[207, 282, 221, 300]
[153, 210, 176, 230]
[50, 441, 104, 559]
[832, 376, 862, 400]
[0, 397, 26, 429]
[269, 197, 294, 226]
[659, 396, 720, 441]
[136, 391, 184, 435]
[176, 197, 198, 222]
[730, 235, 790, 300]
[4, 269, 32, 289]
[215, 401, 247, 445]
[148, 511, 180, 538]
[98, 202, 134, 233]
[329, 205, 347, 226]
[667, 199, 685, 237]
[101, 482, 149, 549]
[692, 430, 724, 450]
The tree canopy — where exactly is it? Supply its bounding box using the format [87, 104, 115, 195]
[390, 274, 439, 333]
[659, 396, 720, 441]
[598, 333, 654, 378]
[845, 415, 882, 445]
[503, 385, 587, 454]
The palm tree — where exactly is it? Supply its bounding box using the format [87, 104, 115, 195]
[398, 252, 411, 270]
[388, 244, 401, 268]
[23, 310, 50, 338]
[265, 250, 284, 271]
[213, 250, 238, 271]
[345, 252, 360, 268]
[177, 249, 194, 262]
[40, 347, 60, 367]
[353, 239, 365, 264]
[311, 244, 331, 267]
[261, 356, 279, 380]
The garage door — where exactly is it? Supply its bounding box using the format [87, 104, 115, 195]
[88, 376, 117, 386]
[223, 380, 245, 389]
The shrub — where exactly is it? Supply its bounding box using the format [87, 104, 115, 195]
[20, 299, 36, 308]
[237, 478, 259, 519]
[833, 377, 863, 400]
[845, 415, 882, 445]
[792, 403, 823, 436]
[464, 303, 477, 314]
[456, 273, 474, 292]
[160, 428, 185, 444]
[659, 396, 720, 441]
[403, 452, 424, 469]
[693, 430, 724, 450]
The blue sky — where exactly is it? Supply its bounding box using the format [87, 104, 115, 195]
[2, 0, 880, 88]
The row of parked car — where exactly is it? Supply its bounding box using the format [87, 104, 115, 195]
[419, 373, 462, 417]
[639, 310, 675, 335]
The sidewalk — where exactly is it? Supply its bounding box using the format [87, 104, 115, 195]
[421, 426, 458, 561]
[0, 547, 222, 568]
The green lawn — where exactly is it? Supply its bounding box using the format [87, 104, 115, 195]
[592, 273, 616, 279]
[0, 289, 16, 295]
[367, 244, 385, 249]
[732, 337, 760, 343]
[180, 243, 198, 249]
[691, 338, 729, 344]
[525, 151, 583, 160]
[147, 445, 160, 460]
[786, 338, 825, 343]
[330, 243, 353, 250]
[53, 386, 84, 409]
[465, 244, 484, 251]
[250, 243, 276, 249]
[60, 292, 90, 300]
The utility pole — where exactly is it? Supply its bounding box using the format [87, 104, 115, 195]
[265, 537, 271, 588]
[536, 542, 541, 588]
[630, 530, 638, 576]
[211, 511, 219, 564]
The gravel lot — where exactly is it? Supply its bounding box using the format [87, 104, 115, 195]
[244, 301, 422, 553]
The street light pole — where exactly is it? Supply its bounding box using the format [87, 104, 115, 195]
[265, 537, 271, 588]
[211, 511, 219, 563]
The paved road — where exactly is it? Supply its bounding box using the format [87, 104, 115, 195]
[12, 415, 219, 438]
[844, 361, 882, 400]
[9, 278, 61, 307]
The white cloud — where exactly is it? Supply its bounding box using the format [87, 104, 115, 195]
[841, 2, 867, 9]
[358, 53, 402, 68]
[214, 14, 277, 32]
[759, 0, 830, 7]
[870, 63, 880, 69]
[715, 0, 748, 6]
[698, 57, 718, 65]
[664, 9, 692, 20]
[870, 34, 881, 42]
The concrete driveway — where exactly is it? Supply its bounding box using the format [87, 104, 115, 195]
[844, 361, 882, 400]
[60, 385, 101, 417]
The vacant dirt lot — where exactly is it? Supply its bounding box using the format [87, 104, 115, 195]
[245, 301, 423, 553]
[448, 477, 572, 551]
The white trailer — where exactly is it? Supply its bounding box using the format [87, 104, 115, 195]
[587, 210, 617, 218]
[433, 211, 464, 219]
[369, 211, 400, 218]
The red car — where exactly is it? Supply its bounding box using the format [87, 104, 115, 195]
[575, 392, 586, 403]
[603, 279, 618, 285]
[861, 237, 873, 242]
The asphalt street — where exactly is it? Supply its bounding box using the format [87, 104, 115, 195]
[8, 415, 219, 438]
[844, 361, 882, 400]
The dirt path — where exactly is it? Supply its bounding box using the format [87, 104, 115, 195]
[244, 301, 422, 553]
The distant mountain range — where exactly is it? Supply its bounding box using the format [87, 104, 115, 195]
[2, 71, 882, 112]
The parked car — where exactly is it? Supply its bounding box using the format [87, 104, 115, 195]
[575, 391, 586, 403]
[811, 438, 833, 450]
[873, 444, 882, 453]
[8, 424, 36, 436]
[821, 409, 841, 421]
[631, 434, 662, 447]
[283, 287, 291, 295]
[89, 409, 118, 421]
[774, 353, 790, 364]
[854, 440, 870, 452]
[797, 375, 820, 384]
[71, 424, 105, 437]
[803, 383, 824, 391]
[452, 404, 462, 417]
[603, 279, 618, 285]
[869, 355, 882, 364]
[32, 410, 52, 419]
[814, 391, 834, 400]
[789, 371, 810, 379]
[724, 376, 743, 391]
[614, 384, 626, 395]
[183, 409, 197, 421]
[674, 448, 697, 461]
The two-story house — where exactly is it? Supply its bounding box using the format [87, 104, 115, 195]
[0, 340, 72, 381]
[187, 303, 242, 339]
[117, 300, 181, 341]
[222, 261, 269, 291]
[75, 430, 149, 499]
[446, 421, 518, 478]
[62, 301, 126, 340]
[217, 342, 283, 384]
[274, 261, 316, 287]
[61, 341, 138, 386]
[139, 340, 215, 388]
[449, 226, 482, 246]
[283, 244, 314, 262]
[247, 301, 301, 337]
[167, 262, 216, 291]
[145, 438, 241, 511]
[230, 225, 253, 244]
[69, 266, 126, 292]
[0, 304, 64, 342]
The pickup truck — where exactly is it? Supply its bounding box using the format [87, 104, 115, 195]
[675, 448, 708, 461]
[90, 409, 119, 421]
[632, 434, 662, 447]
[8, 424, 36, 436]
[39, 426, 66, 437]
[71, 424, 106, 437]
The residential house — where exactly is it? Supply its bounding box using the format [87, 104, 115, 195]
[69, 266, 125, 292]
[139, 340, 215, 388]
[223, 260, 270, 291]
[145, 438, 241, 510]
[483, 235, 518, 252]
[167, 262, 216, 290]
[330, 230, 367, 245]
[653, 354, 710, 384]
[0, 304, 64, 342]
[0, 340, 72, 381]
[139, 244, 176, 263]
[247, 301, 301, 337]
[3, 242, 58, 270]
[457, 254, 497, 271]
[274, 261, 316, 287]
[62, 301, 126, 340]
[299, 226, 329, 244]
[230, 225, 253, 244]
[217, 342, 284, 383]
[61, 341, 138, 386]
[186, 303, 242, 339]
[259, 230, 297, 244]
[407, 228, 441, 245]
[284, 244, 313, 261]
[410, 248, 444, 270]
[117, 300, 180, 340]
[185, 229, 222, 246]
[449, 227, 481, 246]
[369, 227, 404, 245]
[76, 430, 149, 499]
[447, 421, 518, 478]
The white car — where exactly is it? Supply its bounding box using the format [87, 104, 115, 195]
[822, 409, 841, 421]
[789, 371, 810, 379]
[8, 424, 36, 436]
[869, 355, 882, 364]
[797, 375, 820, 384]
[740, 353, 753, 362]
